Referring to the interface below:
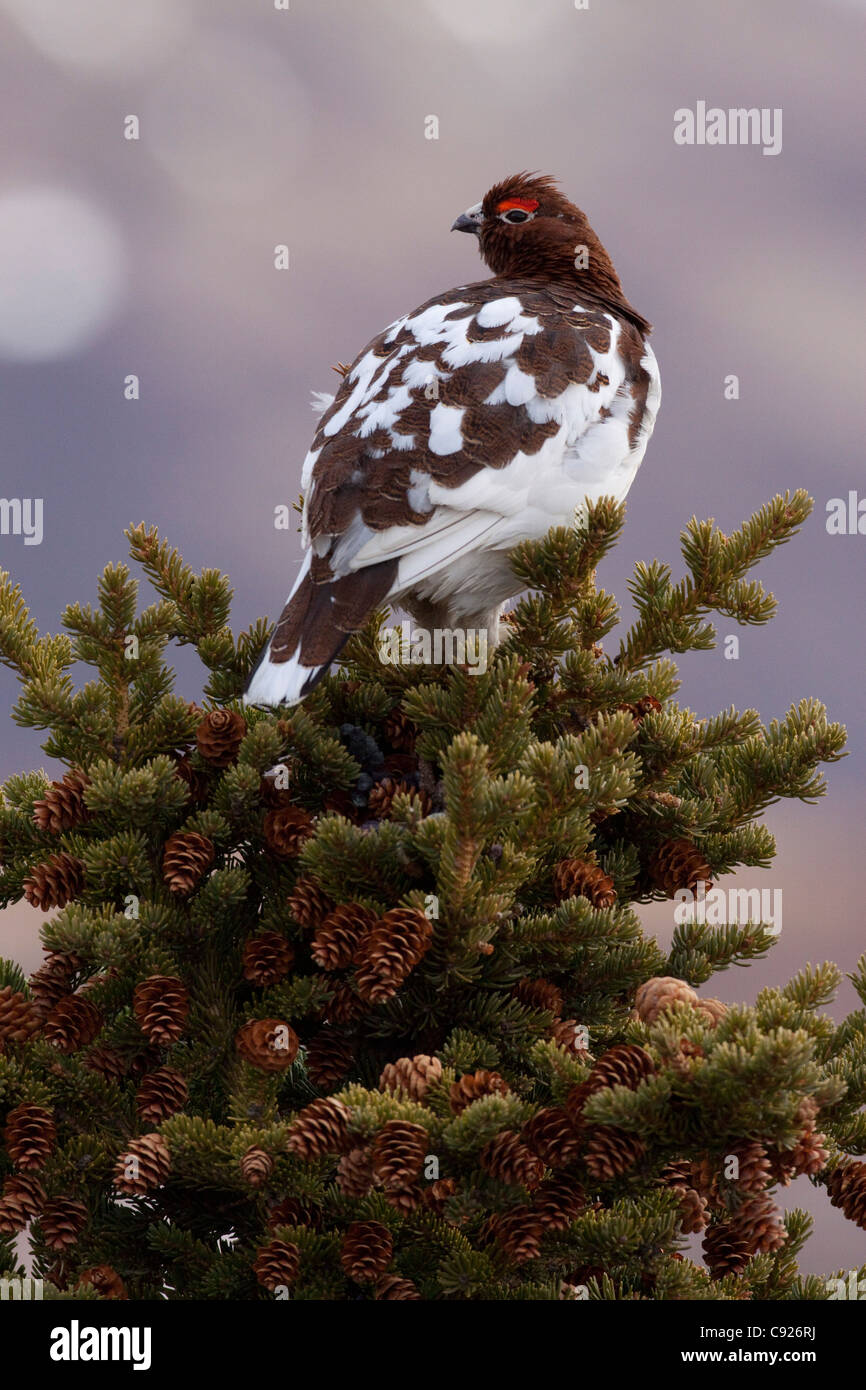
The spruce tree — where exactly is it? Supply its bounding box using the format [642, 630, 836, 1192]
[0, 492, 864, 1302]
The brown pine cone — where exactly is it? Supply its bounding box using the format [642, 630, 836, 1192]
[77, 1264, 127, 1299]
[235, 1018, 299, 1072]
[513, 977, 563, 1018]
[375, 1273, 421, 1300]
[522, 1107, 582, 1168]
[551, 1018, 591, 1058]
[324, 979, 368, 1027]
[341, 1220, 393, 1282]
[306, 1029, 355, 1088]
[336, 1146, 375, 1198]
[286, 1096, 351, 1159]
[0, 1173, 46, 1231]
[173, 755, 209, 803]
[583, 1126, 644, 1180]
[162, 831, 214, 895]
[0, 986, 42, 1044]
[726, 1140, 771, 1194]
[242, 931, 294, 986]
[264, 806, 314, 857]
[564, 1079, 596, 1129]
[589, 1044, 656, 1093]
[135, 1067, 189, 1124]
[702, 1223, 752, 1279]
[253, 1238, 300, 1291]
[384, 707, 417, 752]
[28, 950, 81, 1015]
[384, 1183, 423, 1215]
[553, 858, 616, 908]
[493, 1206, 543, 1264]
[240, 1146, 273, 1188]
[113, 1133, 171, 1194]
[195, 708, 247, 766]
[368, 777, 431, 820]
[727, 1193, 786, 1256]
[450, 1069, 510, 1114]
[695, 996, 727, 1027]
[32, 770, 90, 833]
[481, 1130, 544, 1189]
[311, 903, 377, 970]
[827, 1161, 866, 1229]
[266, 1195, 319, 1230]
[533, 1173, 585, 1231]
[633, 976, 698, 1025]
[371, 1120, 427, 1190]
[44, 995, 102, 1053]
[354, 906, 433, 1003]
[619, 695, 663, 723]
[23, 852, 85, 910]
[4, 1103, 56, 1170]
[38, 1197, 88, 1250]
[788, 1124, 829, 1178]
[650, 838, 712, 897]
[423, 1177, 458, 1214]
[287, 875, 333, 929]
[83, 1045, 127, 1082]
[379, 1054, 443, 1101]
[133, 975, 189, 1044]
[672, 1185, 709, 1234]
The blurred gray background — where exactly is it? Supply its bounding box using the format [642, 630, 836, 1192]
[0, 0, 863, 1273]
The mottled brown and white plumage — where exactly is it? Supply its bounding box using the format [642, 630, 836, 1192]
[245, 173, 660, 707]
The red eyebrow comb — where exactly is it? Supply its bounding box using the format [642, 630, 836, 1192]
[496, 197, 539, 213]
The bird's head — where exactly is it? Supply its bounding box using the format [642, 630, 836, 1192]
[452, 172, 639, 321]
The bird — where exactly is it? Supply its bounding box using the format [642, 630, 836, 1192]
[244, 172, 660, 707]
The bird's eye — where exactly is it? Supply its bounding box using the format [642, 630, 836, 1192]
[503, 208, 530, 223]
[495, 197, 539, 225]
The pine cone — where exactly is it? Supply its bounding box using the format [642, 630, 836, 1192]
[240, 1146, 273, 1188]
[633, 976, 698, 1025]
[727, 1194, 786, 1256]
[340, 1220, 393, 1281]
[266, 1195, 319, 1230]
[702, 1223, 752, 1279]
[253, 1238, 300, 1291]
[173, 755, 209, 803]
[450, 1069, 510, 1114]
[83, 1045, 127, 1082]
[29, 950, 81, 1014]
[133, 975, 189, 1044]
[533, 1173, 585, 1231]
[354, 907, 433, 1003]
[336, 1146, 375, 1198]
[522, 1107, 582, 1168]
[788, 1124, 829, 1178]
[827, 1161, 866, 1229]
[695, 996, 727, 1027]
[4, 1103, 56, 1170]
[162, 831, 214, 895]
[324, 979, 368, 1026]
[0, 986, 42, 1044]
[481, 1130, 544, 1189]
[32, 770, 90, 833]
[368, 777, 431, 820]
[306, 1029, 355, 1088]
[77, 1265, 128, 1299]
[727, 1140, 771, 1193]
[242, 931, 294, 986]
[423, 1177, 458, 1215]
[672, 1185, 709, 1234]
[379, 1054, 443, 1101]
[384, 1183, 423, 1215]
[583, 1126, 644, 1179]
[513, 977, 563, 1018]
[375, 1273, 421, 1300]
[135, 1067, 189, 1124]
[264, 806, 314, 856]
[493, 1206, 543, 1264]
[551, 1018, 591, 1058]
[286, 1097, 351, 1159]
[620, 695, 663, 723]
[553, 858, 616, 908]
[311, 903, 377, 970]
[590, 1043, 656, 1092]
[650, 838, 712, 897]
[384, 707, 417, 752]
[371, 1120, 427, 1189]
[0, 1174, 46, 1231]
[287, 876, 334, 929]
[113, 1133, 171, 1194]
[23, 852, 85, 910]
[44, 995, 102, 1053]
[195, 708, 247, 766]
[38, 1197, 88, 1251]
[235, 1018, 299, 1072]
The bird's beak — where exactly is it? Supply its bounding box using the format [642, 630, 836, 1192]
[451, 202, 484, 234]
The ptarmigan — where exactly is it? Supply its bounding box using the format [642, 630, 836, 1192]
[245, 172, 660, 707]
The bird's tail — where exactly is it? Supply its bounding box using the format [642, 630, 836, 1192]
[244, 552, 397, 708]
